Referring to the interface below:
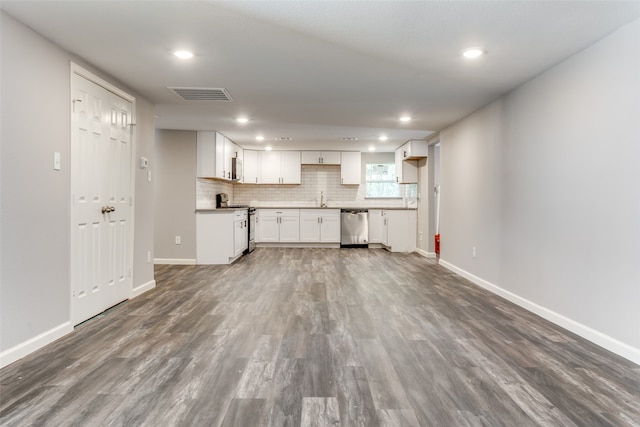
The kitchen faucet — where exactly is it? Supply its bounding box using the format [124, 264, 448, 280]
[320, 191, 327, 207]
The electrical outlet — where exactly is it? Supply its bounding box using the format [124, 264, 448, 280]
[147, 251, 151, 263]
[419, 231, 423, 241]
[472, 246, 477, 258]
[147, 169, 152, 182]
[175, 235, 182, 245]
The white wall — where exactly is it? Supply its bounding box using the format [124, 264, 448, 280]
[438, 17, 640, 363]
[0, 12, 155, 365]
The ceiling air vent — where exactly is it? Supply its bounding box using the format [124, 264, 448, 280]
[168, 87, 233, 101]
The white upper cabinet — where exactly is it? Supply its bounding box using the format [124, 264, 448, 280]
[196, 131, 242, 181]
[215, 132, 226, 179]
[281, 151, 301, 184]
[395, 140, 427, 184]
[243, 150, 260, 184]
[196, 131, 217, 178]
[260, 150, 283, 184]
[301, 151, 341, 165]
[399, 140, 428, 160]
[261, 151, 301, 184]
[395, 145, 418, 184]
[340, 151, 361, 185]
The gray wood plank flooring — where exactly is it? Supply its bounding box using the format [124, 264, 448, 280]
[1, 248, 639, 426]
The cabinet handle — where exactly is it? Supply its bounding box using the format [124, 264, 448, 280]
[244, 220, 247, 227]
[403, 150, 407, 158]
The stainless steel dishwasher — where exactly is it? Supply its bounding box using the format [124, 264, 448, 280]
[340, 209, 369, 247]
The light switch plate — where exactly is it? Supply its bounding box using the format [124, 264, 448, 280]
[53, 152, 61, 170]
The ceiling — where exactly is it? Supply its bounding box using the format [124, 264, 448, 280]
[3, 1, 640, 152]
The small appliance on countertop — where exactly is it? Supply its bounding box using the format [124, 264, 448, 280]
[216, 193, 229, 208]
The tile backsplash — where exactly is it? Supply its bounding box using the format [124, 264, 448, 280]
[198, 165, 417, 208]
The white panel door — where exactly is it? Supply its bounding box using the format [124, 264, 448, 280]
[71, 71, 133, 325]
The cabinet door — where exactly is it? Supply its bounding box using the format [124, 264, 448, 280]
[243, 150, 260, 184]
[215, 132, 226, 179]
[369, 210, 383, 243]
[258, 215, 279, 242]
[260, 151, 282, 184]
[319, 213, 341, 243]
[395, 145, 418, 184]
[340, 152, 361, 185]
[321, 151, 341, 165]
[234, 219, 245, 256]
[301, 151, 322, 165]
[281, 151, 301, 184]
[279, 216, 300, 242]
[381, 212, 389, 246]
[299, 212, 320, 242]
[196, 131, 216, 177]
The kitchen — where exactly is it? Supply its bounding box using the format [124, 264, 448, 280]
[154, 130, 427, 265]
[2, 2, 640, 423]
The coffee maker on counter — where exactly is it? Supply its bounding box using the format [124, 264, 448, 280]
[216, 193, 229, 208]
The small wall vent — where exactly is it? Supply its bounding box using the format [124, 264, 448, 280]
[168, 87, 233, 101]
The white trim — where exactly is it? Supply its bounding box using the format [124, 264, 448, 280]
[415, 248, 437, 258]
[154, 258, 197, 265]
[256, 243, 341, 249]
[0, 322, 73, 369]
[71, 62, 135, 103]
[131, 280, 156, 298]
[439, 259, 640, 366]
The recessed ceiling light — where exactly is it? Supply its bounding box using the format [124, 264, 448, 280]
[256, 135, 265, 141]
[265, 146, 272, 151]
[379, 135, 388, 141]
[399, 116, 411, 122]
[174, 50, 193, 59]
[462, 47, 485, 59]
[368, 146, 376, 151]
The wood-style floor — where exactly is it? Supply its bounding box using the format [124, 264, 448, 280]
[1, 248, 639, 426]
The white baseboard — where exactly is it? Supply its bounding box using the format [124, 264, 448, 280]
[131, 279, 156, 298]
[439, 259, 640, 366]
[0, 322, 73, 369]
[415, 248, 437, 258]
[154, 258, 196, 265]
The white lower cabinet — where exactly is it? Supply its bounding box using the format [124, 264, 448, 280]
[197, 209, 248, 264]
[233, 211, 248, 257]
[368, 209, 388, 245]
[369, 209, 416, 252]
[257, 209, 300, 242]
[300, 209, 340, 243]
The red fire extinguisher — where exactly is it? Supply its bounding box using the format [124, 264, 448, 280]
[435, 234, 440, 255]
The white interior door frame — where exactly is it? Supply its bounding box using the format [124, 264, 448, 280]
[69, 62, 136, 324]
